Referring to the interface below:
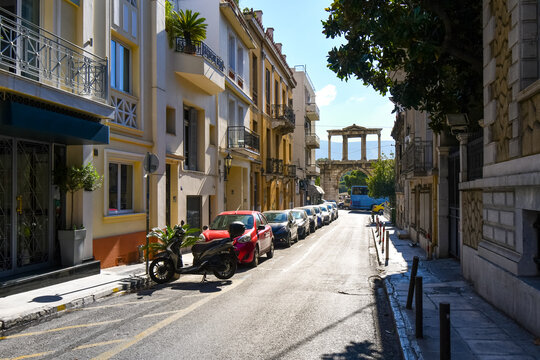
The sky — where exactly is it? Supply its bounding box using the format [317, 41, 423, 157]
[241, 0, 397, 150]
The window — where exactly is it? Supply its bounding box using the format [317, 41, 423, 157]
[252, 54, 258, 102]
[265, 69, 270, 112]
[228, 36, 235, 73]
[228, 100, 235, 126]
[237, 105, 244, 126]
[237, 46, 244, 78]
[186, 196, 202, 232]
[109, 163, 133, 214]
[111, 39, 130, 92]
[166, 107, 176, 135]
[184, 106, 198, 171]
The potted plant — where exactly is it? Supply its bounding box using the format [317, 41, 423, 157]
[143, 223, 200, 259]
[165, 1, 207, 52]
[56, 163, 103, 266]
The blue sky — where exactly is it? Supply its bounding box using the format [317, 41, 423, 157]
[241, 0, 396, 144]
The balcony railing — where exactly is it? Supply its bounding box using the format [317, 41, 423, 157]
[0, 7, 108, 102]
[284, 164, 296, 177]
[176, 37, 224, 72]
[305, 133, 320, 148]
[270, 104, 295, 124]
[227, 126, 259, 153]
[266, 158, 283, 174]
[404, 139, 433, 176]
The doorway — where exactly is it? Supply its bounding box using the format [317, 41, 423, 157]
[0, 137, 52, 278]
[448, 148, 460, 259]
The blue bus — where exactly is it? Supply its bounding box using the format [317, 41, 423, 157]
[350, 185, 388, 211]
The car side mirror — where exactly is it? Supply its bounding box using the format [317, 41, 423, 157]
[202, 225, 208, 231]
[258, 225, 265, 231]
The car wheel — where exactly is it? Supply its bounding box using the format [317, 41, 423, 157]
[267, 240, 274, 259]
[250, 245, 259, 267]
[285, 233, 292, 248]
[379, 210, 384, 215]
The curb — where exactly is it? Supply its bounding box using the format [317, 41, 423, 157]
[0, 274, 150, 334]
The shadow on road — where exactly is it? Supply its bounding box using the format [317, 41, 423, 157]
[321, 340, 381, 359]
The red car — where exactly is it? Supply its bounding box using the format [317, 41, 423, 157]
[201, 211, 274, 267]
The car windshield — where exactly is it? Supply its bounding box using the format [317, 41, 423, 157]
[264, 212, 287, 223]
[302, 208, 312, 215]
[319, 207, 327, 212]
[313, 207, 320, 214]
[209, 214, 254, 230]
[291, 211, 304, 219]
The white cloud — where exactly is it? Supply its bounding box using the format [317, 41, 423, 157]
[347, 96, 366, 103]
[315, 84, 337, 107]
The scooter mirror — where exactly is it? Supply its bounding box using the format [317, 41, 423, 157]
[202, 225, 208, 231]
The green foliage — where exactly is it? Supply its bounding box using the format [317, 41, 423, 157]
[366, 157, 395, 205]
[165, 1, 207, 48]
[315, 177, 321, 186]
[322, 0, 482, 132]
[342, 170, 367, 189]
[144, 223, 201, 255]
[55, 163, 103, 229]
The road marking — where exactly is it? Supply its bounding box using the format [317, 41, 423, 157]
[141, 310, 178, 318]
[295, 244, 304, 248]
[0, 320, 123, 340]
[92, 279, 245, 360]
[74, 339, 126, 350]
[0, 351, 53, 359]
[83, 298, 170, 310]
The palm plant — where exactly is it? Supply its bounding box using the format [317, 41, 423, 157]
[143, 223, 200, 256]
[165, 1, 207, 50]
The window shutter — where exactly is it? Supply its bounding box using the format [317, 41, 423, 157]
[189, 108, 198, 170]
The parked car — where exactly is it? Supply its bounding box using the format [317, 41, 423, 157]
[318, 205, 330, 225]
[324, 203, 337, 221]
[328, 202, 338, 219]
[298, 206, 317, 232]
[291, 209, 310, 239]
[372, 201, 389, 215]
[201, 211, 274, 267]
[309, 205, 323, 228]
[263, 210, 298, 247]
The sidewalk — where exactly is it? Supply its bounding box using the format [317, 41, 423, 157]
[374, 219, 540, 359]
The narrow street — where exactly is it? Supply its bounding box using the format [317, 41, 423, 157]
[1, 211, 402, 360]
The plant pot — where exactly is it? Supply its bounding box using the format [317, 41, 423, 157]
[58, 229, 86, 266]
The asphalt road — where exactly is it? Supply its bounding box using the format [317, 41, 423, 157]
[0, 210, 403, 360]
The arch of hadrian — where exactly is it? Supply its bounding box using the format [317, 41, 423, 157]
[318, 124, 383, 201]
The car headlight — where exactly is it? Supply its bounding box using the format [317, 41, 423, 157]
[236, 234, 251, 243]
[199, 233, 206, 242]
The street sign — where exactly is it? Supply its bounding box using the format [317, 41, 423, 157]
[144, 153, 159, 173]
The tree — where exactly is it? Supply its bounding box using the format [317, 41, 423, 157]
[366, 157, 395, 205]
[322, 0, 482, 132]
[165, 1, 207, 49]
[342, 170, 367, 190]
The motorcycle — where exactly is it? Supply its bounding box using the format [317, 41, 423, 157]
[148, 222, 244, 284]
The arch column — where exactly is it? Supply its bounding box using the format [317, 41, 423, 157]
[342, 135, 348, 161]
[328, 134, 332, 160]
[361, 134, 367, 161]
[378, 133, 381, 159]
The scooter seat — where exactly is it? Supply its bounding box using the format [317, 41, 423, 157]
[192, 238, 229, 254]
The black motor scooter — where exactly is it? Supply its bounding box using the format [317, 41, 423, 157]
[148, 222, 244, 284]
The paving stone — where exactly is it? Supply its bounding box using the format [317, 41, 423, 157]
[467, 340, 527, 355]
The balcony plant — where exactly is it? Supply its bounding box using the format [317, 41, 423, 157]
[165, 1, 207, 52]
[55, 162, 103, 266]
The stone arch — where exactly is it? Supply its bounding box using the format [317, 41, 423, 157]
[336, 167, 372, 183]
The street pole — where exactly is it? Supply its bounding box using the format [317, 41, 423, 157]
[145, 153, 150, 275]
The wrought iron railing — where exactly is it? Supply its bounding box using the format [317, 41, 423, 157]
[0, 7, 108, 101]
[270, 104, 295, 125]
[266, 158, 283, 174]
[467, 133, 483, 181]
[285, 164, 296, 177]
[227, 126, 259, 153]
[175, 37, 224, 72]
[404, 139, 433, 175]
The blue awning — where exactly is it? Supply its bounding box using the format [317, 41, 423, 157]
[0, 100, 109, 145]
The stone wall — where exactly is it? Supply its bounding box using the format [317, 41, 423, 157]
[462, 190, 483, 250]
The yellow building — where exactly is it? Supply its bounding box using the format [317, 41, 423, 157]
[244, 10, 296, 211]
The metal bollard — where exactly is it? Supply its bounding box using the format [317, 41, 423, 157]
[440, 302, 451, 360]
[415, 276, 423, 338]
[406, 256, 420, 309]
[385, 230, 390, 262]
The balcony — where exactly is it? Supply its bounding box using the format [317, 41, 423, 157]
[270, 104, 295, 134]
[174, 37, 225, 95]
[306, 164, 320, 176]
[404, 139, 433, 177]
[305, 133, 320, 149]
[227, 126, 260, 155]
[0, 7, 108, 103]
[306, 102, 320, 121]
[266, 158, 283, 175]
[284, 164, 296, 178]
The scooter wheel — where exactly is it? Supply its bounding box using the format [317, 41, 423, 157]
[213, 255, 237, 279]
[149, 257, 175, 284]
